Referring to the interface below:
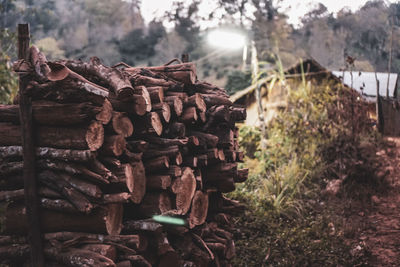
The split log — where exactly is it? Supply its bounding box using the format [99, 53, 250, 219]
[189, 191, 209, 228]
[147, 86, 164, 103]
[2, 202, 123, 235]
[100, 135, 126, 157]
[133, 112, 163, 136]
[133, 86, 152, 112]
[0, 121, 104, 151]
[146, 175, 171, 190]
[110, 163, 145, 203]
[46, 62, 109, 97]
[38, 170, 94, 213]
[106, 112, 133, 137]
[171, 167, 196, 215]
[129, 161, 146, 204]
[185, 93, 206, 112]
[180, 107, 197, 124]
[164, 96, 183, 117]
[0, 101, 112, 125]
[152, 102, 171, 123]
[131, 74, 179, 89]
[61, 57, 134, 100]
[127, 62, 196, 84]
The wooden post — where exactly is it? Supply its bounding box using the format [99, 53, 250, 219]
[181, 54, 189, 63]
[375, 72, 384, 133]
[18, 23, 45, 266]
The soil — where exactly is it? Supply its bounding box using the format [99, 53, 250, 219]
[341, 137, 400, 266]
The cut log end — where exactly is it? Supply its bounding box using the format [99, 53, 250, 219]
[189, 191, 209, 228]
[96, 99, 113, 124]
[105, 203, 124, 235]
[149, 112, 163, 136]
[86, 121, 105, 151]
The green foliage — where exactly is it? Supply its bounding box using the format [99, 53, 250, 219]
[0, 51, 17, 104]
[231, 79, 339, 213]
[225, 70, 251, 95]
[238, 125, 260, 158]
[0, 28, 17, 104]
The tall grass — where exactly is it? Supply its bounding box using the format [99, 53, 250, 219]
[230, 66, 370, 215]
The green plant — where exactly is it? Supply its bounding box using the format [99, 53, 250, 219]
[0, 28, 17, 104]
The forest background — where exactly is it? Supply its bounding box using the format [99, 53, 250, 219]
[1, 0, 400, 103]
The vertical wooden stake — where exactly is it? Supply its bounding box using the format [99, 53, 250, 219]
[181, 53, 189, 63]
[18, 23, 45, 267]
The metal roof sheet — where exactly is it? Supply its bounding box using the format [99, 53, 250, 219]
[332, 71, 398, 102]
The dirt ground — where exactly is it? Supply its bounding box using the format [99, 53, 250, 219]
[362, 137, 400, 266]
[345, 137, 400, 266]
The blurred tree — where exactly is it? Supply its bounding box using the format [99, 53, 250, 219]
[166, 1, 201, 53]
[225, 70, 251, 95]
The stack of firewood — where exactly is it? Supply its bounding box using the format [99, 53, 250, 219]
[0, 46, 247, 266]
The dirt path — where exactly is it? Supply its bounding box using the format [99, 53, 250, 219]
[360, 137, 400, 266]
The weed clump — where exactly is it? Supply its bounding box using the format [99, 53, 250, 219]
[230, 73, 377, 265]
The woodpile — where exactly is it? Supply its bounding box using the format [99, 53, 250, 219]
[0, 46, 247, 266]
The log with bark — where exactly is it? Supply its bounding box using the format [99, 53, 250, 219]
[0, 121, 104, 151]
